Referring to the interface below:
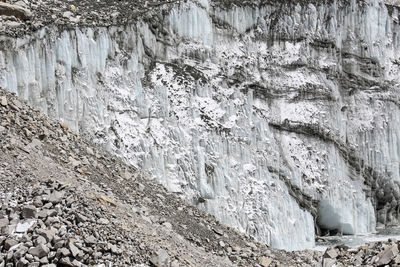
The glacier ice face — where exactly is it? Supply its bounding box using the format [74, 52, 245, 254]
[1, 0, 400, 250]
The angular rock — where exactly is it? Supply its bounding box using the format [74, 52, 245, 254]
[0, 217, 9, 227]
[34, 235, 46, 245]
[376, 244, 398, 266]
[324, 247, 338, 259]
[4, 239, 18, 250]
[0, 96, 7, 106]
[47, 191, 64, 204]
[22, 205, 37, 219]
[84, 235, 96, 245]
[28, 244, 49, 258]
[259, 256, 273, 267]
[68, 241, 81, 258]
[98, 218, 109, 225]
[150, 249, 169, 267]
[37, 228, 55, 242]
[322, 258, 336, 267]
[57, 247, 71, 257]
[58, 257, 73, 266]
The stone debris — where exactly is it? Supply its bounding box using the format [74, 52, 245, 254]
[321, 241, 400, 267]
[0, 0, 169, 37]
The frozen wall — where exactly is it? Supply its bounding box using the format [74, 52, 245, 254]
[1, 0, 400, 250]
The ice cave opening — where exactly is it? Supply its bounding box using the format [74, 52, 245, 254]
[317, 199, 355, 236]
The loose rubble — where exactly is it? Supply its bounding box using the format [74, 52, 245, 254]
[0, 0, 179, 37]
[321, 240, 400, 267]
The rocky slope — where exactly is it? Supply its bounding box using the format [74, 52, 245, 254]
[1, 0, 400, 251]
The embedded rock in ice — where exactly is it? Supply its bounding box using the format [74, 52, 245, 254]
[1, 0, 400, 250]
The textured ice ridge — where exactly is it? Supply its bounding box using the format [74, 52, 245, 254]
[2, 0, 400, 250]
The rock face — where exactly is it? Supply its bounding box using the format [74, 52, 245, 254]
[1, 0, 400, 250]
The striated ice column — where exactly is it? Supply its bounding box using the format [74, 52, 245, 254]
[1, 0, 400, 250]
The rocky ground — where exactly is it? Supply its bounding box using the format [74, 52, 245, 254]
[0, 0, 179, 37]
[2, 0, 400, 37]
[1, 83, 400, 267]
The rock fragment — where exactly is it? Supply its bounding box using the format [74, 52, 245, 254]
[21, 205, 37, 219]
[376, 244, 398, 266]
[259, 256, 273, 267]
[28, 244, 49, 258]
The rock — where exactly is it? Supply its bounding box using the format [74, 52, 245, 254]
[259, 256, 273, 267]
[0, 95, 7, 106]
[162, 221, 172, 229]
[68, 241, 81, 258]
[324, 247, 338, 259]
[14, 1, 27, 8]
[57, 247, 71, 257]
[28, 244, 49, 258]
[62, 11, 73, 18]
[22, 205, 37, 219]
[4, 20, 21, 28]
[376, 244, 398, 266]
[75, 213, 87, 223]
[1, 224, 15, 235]
[0, 2, 31, 20]
[37, 228, 55, 242]
[47, 191, 64, 204]
[98, 218, 109, 225]
[16, 257, 29, 266]
[12, 99, 22, 109]
[120, 171, 131, 179]
[4, 239, 18, 250]
[84, 235, 96, 245]
[150, 249, 169, 267]
[322, 258, 336, 267]
[69, 16, 80, 23]
[0, 217, 9, 227]
[72, 259, 82, 266]
[34, 235, 46, 245]
[86, 147, 94, 155]
[59, 257, 73, 266]
[109, 244, 122, 255]
[219, 240, 225, 247]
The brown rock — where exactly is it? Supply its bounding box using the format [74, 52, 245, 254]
[259, 256, 273, 267]
[0, 2, 31, 20]
[324, 247, 338, 259]
[0, 96, 7, 106]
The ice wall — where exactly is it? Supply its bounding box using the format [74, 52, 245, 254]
[1, 0, 400, 250]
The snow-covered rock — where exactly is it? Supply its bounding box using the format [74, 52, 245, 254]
[1, 0, 400, 250]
